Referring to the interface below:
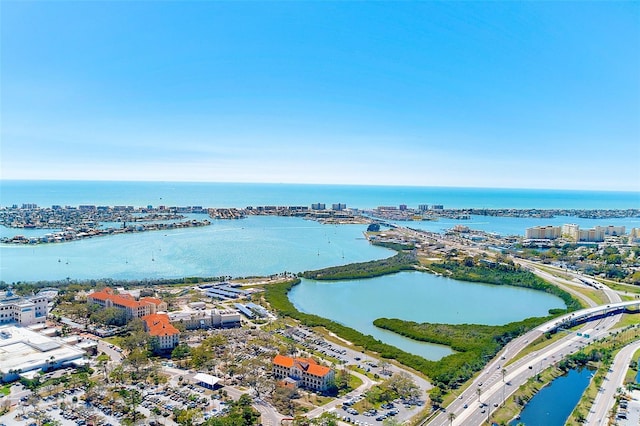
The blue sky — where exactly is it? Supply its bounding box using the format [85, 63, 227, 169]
[2, 1, 639, 191]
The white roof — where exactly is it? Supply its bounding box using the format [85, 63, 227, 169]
[193, 372, 220, 386]
[0, 325, 85, 375]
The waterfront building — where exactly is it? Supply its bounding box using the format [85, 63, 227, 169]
[311, 203, 326, 210]
[86, 287, 167, 320]
[596, 225, 625, 237]
[562, 224, 581, 241]
[142, 313, 180, 351]
[630, 228, 640, 243]
[525, 225, 562, 239]
[559, 224, 626, 243]
[453, 225, 470, 233]
[0, 287, 48, 326]
[565, 225, 626, 242]
[332, 203, 347, 211]
[418, 204, 429, 211]
[272, 354, 335, 392]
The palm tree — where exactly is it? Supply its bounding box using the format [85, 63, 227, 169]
[448, 412, 456, 425]
[502, 368, 507, 382]
[476, 386, 482, 402]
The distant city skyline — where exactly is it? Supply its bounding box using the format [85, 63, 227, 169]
[1, 1, 639, 191]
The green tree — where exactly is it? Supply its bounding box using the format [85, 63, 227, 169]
[429, 387, 443, 408]
[125, 348, 149, 377]
[175, 408, 202, 426]
[171, 343, 191, 360]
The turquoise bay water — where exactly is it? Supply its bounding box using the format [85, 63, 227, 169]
[2, 180, 639, 210]
[289, 271, 565, 360]
[0, 180, 628, 360]
[510, 368, 593, 425]
[3, 213, 639, 241]
[0, 216, 392, 283]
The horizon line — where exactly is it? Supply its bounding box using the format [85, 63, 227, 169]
[1, 178, 639, 194]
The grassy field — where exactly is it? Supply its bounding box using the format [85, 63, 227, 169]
[505, 325, 583, 367]
[616, 313, 640, 329]
[602, 280, 640, 295]
[0, 384, 10, 396]
[623, 347, 640, 385]
[569, 286, 609, 306]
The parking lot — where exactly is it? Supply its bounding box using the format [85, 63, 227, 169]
[0, 381, 228, 426]
[336, 393, 423, 425]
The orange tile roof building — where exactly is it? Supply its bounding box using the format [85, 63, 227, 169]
[86, 288, 167, 320]
[142, 313, 180, 351]
[272, 354, 335, 392]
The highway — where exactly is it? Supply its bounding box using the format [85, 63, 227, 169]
[516, 259, 623, 306]
[427, 301, 634, 426]
[389, 226, 635, 426]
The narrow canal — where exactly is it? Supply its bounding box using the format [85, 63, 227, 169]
[510, 368, 593, 425]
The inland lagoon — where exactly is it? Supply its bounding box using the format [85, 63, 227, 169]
[289, 271, 566, 360]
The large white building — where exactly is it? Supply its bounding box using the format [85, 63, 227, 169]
[168, 309, 241, 330]
[562, 224, 581, 241]
[562, 225, 627, 243]
[0, 325, 86, 382]
[0, 288, 48, 327]
[525, 226, 562, 240]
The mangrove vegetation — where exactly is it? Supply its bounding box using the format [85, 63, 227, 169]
[299, 252, 418, 280]
[428, 258, 582, 312]
[268, 257, 582, 390]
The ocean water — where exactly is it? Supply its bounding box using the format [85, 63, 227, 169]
[1, 180, 639, 210]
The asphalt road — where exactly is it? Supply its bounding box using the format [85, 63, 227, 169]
[427, 308, 623, 426]
[427, 258, 627, 425]
[586, 340, 640, 426]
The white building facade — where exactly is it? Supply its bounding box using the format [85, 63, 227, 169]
[0, 288, 48, 327]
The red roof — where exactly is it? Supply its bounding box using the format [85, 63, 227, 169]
[88, 288, 140, 309]
[273, 355, 331, 377]
[140, 297, 164, 306]
[142, 313, 180, 337]
[88, 288, 165, 310]
[273, 354, 294, 368]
